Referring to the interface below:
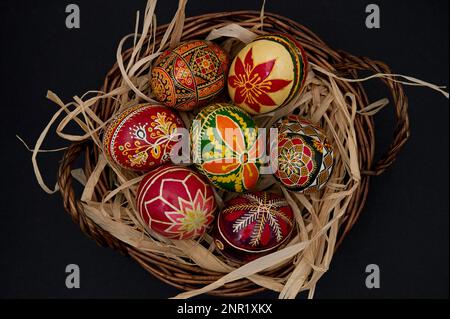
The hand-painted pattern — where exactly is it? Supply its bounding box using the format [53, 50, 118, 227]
[214, 192, 294, 262]
[277, 136, 316, 188]
[273, 115, 334, 193]
[103, 104, 185, 172]
[191, 103, 261, 192]
[136, 165, 217, 239]
[151, 40, 229, 111]
[228, 48, 292, 113]
[228, 34, 309, 115]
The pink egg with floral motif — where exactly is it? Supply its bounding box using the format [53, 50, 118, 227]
[103, 104, 185, 172]
[136, 165, 217, 239]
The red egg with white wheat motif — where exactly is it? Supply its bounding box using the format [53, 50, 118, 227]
[213, 192, 294, 263]
[103, 104, 185, 171]
[136, 165, 217, 239]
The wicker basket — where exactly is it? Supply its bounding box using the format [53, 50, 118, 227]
[56, 11, 409, 297]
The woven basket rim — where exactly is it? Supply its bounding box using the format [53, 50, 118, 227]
[56, 10, 409, 297]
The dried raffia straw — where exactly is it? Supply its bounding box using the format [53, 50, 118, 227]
[311, 62, 449, 99]
[30, 0, 448, 298]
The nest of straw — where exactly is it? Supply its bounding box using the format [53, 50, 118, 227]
[38, 2, 415, 298]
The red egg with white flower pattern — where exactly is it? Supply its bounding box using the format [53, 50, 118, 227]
[103, 104, 185, 172]
[136, 165, 217, 239]
[213, 192, 294, 263]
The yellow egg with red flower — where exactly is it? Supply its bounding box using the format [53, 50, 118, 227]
[228, 34, 309, 115]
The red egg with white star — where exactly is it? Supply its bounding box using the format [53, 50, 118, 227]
[213, 192, 294, 262]
[103, 104, 185, 172]
[228, 34, 309, 115]
[136, 165, 217, 239]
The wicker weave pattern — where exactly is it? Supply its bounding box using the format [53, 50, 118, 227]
[57, 11, 409, 297]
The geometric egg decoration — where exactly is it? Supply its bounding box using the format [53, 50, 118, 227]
[228, 34, 309, 115]
[150, 40, 230, 111]
[191, 103, 261, 193]
[136, 164, 217, 240]
[272, 115, 334, 193]
[213, 192, 294, 263]
[103, 104, 185, 172]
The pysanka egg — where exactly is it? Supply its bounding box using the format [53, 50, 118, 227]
[150, 40, 230, 111]
[213, 192, 294, 263]
[191, 103, 261, 193]
[228, 34, 309, 115]
[136, 164, 217, 239]
[103, 104, 185, 171]
[273, 115, 334, 193]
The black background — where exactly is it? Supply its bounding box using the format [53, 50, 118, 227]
[0, 0, 448, 299]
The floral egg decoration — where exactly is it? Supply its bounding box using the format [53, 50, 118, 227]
[213, 192, 294, 263]
[228, 34, 309, 115]
[273, 115, 334, 193]
[191, 103, 261, 193]
[150, 40, 230, 111]
[103, 104, 185, 172]
[136, 164, 217, 239]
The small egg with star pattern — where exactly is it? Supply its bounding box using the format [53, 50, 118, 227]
[272, 115, 334, 193]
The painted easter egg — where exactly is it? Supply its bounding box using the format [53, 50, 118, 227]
[136, 164, 217, 239]
[273, 115, 334, 193]
[103, 104, 185, 172]
[213, 192, 294, 263]
[191, 103, 261, 193]
[150, 40, 230, 111]
[228, 34, 309, 115]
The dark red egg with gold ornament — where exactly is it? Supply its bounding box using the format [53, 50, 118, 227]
[103, 104, 185, 172]
[136, 164, 217, 239]
[213, 192, 294, 263]
[150, 40, 230, 111]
